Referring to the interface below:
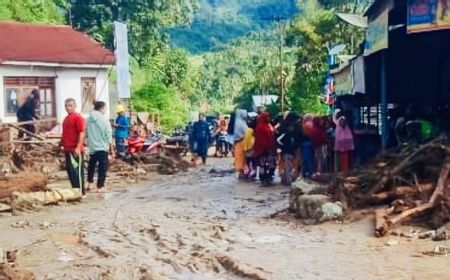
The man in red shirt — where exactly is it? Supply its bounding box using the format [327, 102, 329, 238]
[61, 98, 86, 195]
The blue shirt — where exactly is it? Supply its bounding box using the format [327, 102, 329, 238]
[115, 115, 130, 139]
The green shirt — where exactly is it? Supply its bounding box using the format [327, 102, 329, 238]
[86, 110, 112, 153]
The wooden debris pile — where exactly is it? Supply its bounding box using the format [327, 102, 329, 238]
[1, 247, 35, 280]
[0, 172, 49, 213]
[0, 171, 84, 213]
[0, 172, 48, 201]
[334, 138, 450, 237]
[121, 146, 191, 176]
[10, 143, 63, 174]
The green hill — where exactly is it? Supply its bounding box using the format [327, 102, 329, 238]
[169, 0, 298, 54]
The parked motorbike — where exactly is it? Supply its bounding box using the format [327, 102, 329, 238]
[166, 127, 189, 147]
[126, 132, 164, 159]
[166, 127, 189, 156]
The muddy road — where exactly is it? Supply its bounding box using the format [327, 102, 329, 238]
[1, 159, 449, 279]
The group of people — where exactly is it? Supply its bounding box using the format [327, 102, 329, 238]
[60, 99, 130, 195]
[187, 107, 355, 186]
[231, 108, 355, 186]
[15, 89, 130, 196]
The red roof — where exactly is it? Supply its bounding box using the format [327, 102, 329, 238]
[0, 21, 115, 65]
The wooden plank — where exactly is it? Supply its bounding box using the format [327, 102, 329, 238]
[12, 140, 58, 144]
[7, 123, 45, 141]
[11, 118, 56, 126]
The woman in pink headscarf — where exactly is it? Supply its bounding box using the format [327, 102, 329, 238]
[333, 109, 354, 174]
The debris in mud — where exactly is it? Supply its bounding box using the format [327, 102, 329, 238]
[38, 221, 54, 229]
[417, 222, 450, 241]
[333, 138, 450, 237]
[0, 172, 48, 201]
[0, 264, 35, 280]
[11, 220, 31, 228]
[208, 167, 235, 177]
[316, 201, 343, 223]
[294, 194, 331, 219]
[108, 147, 190, 178]
[423, 245, 450, 256]
[0, 247, 33, 280]
[385, 239, 399, 247]
[11, 188, 82, 213]
[215, 254, 269, 280]
[11, 144, 62, 175]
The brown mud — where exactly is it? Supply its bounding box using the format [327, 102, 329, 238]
[0, 159, 449, 279]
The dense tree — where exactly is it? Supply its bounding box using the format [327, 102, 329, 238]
[131, 81, 189, 130]
[0, 0, 65, 23]
[68, 0, 197, 65]
[194, 30, 296, 114]
[169, 0, 298, 54]
[287, 0, 364, 114]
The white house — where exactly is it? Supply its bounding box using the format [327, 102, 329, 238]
[0, 21, 115, 124]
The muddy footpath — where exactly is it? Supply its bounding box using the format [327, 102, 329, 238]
[0, 159, 449, 280]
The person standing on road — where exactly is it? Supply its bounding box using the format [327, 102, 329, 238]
[254, 112, 277, 185]
[16, 89, 40, 139]
[113, 104, 129, 159]
[333, 109, 354, 174]
[61, 98, 86, 195]
[191, 113, 210, 165]
[87, 101, 112, 193]
[277, 112, 300, 186]
[243, 116, 256, 180]
[301, 115, 315, 178]
[233, 109, 248, 179]
[310, 116, 328, 176]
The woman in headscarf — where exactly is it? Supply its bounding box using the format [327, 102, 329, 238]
[243, 116, 257, 180]
[333, 109, 354, 174]
[233, 109, 248, 179]
[254, 112, 277, 185]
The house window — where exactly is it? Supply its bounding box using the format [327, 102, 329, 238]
[4, 77, 55, 118]
[39, 88, 54, 118]
[81, 78, 96, 113]
[5, 88, 19, 115]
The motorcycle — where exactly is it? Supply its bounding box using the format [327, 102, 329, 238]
[126, 132, 164, 159]
[216, 132, 229, 157]
[166, 127, 189, 156]
[166, 127, 189, 147]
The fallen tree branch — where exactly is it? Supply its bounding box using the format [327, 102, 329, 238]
[367, 138, 447, 197]
[11, 118, 56, 126]
[378, 155, 450, 236]
[375, 206, 394, 237]
[370, 184, 434, 203]
[7, 124, 45, 141]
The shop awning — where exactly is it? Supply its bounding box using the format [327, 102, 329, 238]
[331, 55, 366, 96]
[337, 13, 368, 28]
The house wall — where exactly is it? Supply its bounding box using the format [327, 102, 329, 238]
[0, 65, 111, 123]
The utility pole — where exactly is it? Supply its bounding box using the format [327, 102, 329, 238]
[259, 15, 288, 111]
[278, 20, 286, 112]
